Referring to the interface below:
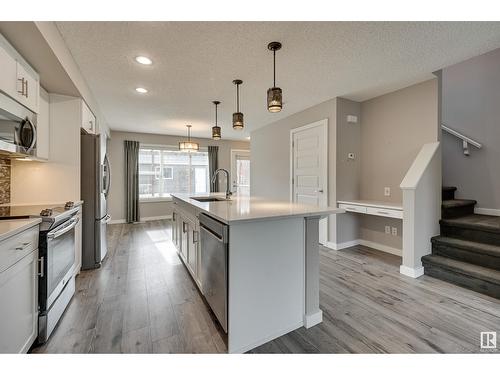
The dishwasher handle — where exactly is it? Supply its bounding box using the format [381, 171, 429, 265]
[199, 213, 228, 244]
[200, 224, 224, 243]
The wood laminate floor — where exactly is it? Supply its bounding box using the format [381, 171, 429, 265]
[32, 221, 500, 354]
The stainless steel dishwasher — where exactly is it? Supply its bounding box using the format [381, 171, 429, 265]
[199, 213, 228, 333]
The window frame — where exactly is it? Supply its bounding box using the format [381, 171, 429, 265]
[138, 144, 209, 202]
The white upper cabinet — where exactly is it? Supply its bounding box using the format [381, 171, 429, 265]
[36, 88, 50, 160]
[16, 61, 39, 113]
[81, 100, 96, 134]
[0, 45, 17, 99]
[0, 33, 40, 113]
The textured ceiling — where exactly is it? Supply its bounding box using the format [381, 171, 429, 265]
[55, 21, 500, 140]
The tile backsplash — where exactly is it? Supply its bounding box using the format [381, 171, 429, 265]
[0, 159, 11, 204]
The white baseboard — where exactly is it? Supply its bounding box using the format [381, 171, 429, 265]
[359, 239, 402, 257]
[475, 207, 500, 216]
[108, 215, 172, 225]
[400, 265, 424, 278]
[108, 219, 126, 224]
[322, 239, 360, 250]
[304, 310, 323, 329]
[323, 238, 402, 257]
[140, 215, 172, 222]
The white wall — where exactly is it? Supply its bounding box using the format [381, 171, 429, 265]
[442, 48, 500, 210]
[11, 95, 81, 204]
[108, 130, 249, 222]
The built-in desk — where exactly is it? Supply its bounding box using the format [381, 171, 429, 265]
[337, 200, 403, 219]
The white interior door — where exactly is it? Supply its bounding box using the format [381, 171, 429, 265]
[291, 120, 328, 244]
[231, 149, 251, 195]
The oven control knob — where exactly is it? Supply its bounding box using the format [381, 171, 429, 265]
[65, 201, 75, 209]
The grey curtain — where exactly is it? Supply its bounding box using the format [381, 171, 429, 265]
[208, 145, 219, 192]
[125, 140, 140, 223]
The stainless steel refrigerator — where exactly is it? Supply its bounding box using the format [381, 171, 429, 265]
[81, 132, 111, 270]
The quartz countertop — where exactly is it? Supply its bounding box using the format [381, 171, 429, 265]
[172, 193, 344, 224]
[0, 218, 42, 242]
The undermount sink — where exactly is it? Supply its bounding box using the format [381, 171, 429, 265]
[191, 196, 228, 202]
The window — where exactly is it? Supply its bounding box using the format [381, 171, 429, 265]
[139, 145, 209, 200]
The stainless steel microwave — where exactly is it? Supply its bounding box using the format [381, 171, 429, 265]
[0, 91, 37, 158]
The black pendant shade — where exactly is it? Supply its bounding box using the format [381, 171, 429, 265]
[267, 41, 283, 113]
[232, 79, 244, 130]
[212, 100, 221, 140]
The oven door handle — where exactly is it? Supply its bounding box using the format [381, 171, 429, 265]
[47, 217, 79, 240]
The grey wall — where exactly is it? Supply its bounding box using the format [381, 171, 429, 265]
[251, 98, 337, 203]
[251, 80, 439, 252]
[251, 99, 338, 242]
[442, 48, 500, 210]
[108, 130, 249, 222]
[360, 79, 439, 203]
[333, 98, 362, 244]
[358, 79, 439, 250]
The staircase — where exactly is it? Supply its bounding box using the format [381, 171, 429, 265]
[421, 186, 500, 299]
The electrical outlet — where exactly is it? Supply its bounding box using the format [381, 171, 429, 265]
[391, 227, 398, 236]
[384, 187, 391, 196]
[385, 225, 391, 234]
[348, 153, 355, 160]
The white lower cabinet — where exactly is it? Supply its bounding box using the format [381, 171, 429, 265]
[172, 204, 201, 288]
[0, 227, 39, 353]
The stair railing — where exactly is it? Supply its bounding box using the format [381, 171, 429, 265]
[441, 123, 482, 156]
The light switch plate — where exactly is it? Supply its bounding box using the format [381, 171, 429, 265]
[385, 226, 391, 234]
[347, 115, 358, 124]
[384, 187, 391, 196]
[391, 227, 398, 236]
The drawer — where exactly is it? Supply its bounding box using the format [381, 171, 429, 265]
[338, 203, 367, 214]
[366, 207, 403, 219]
[0, 226, 39, 273]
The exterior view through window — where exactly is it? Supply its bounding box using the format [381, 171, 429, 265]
[139, 146, 209, 199]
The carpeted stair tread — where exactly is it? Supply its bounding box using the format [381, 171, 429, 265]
[422, 255, 500, 285]
[432, 235, 500, 258]
[442, 199, 477, 209]
[441, 214, 500, 234]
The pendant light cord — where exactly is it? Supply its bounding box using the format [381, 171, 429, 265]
[215, 102, 218, 126]
[236, 83, 240, 112]
[273, 49, 276, 87]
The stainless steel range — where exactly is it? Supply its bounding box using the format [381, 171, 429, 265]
[0, 201, 80, 344]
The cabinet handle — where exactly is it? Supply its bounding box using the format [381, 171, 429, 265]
[25, 79, 28, 98]
[17, 77, 25, 96]
[38, 256, 44, 278]
[172, 212, 176, 221]
[182, 222, 187, 233]
[193, 230, 199, 243]
[15, 242, 31, 251]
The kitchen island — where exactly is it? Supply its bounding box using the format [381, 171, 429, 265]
[171, 193, 343, 353]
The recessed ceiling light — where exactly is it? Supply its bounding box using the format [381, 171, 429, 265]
[135, 56, 152, 65]
[135, 87, 148, 94]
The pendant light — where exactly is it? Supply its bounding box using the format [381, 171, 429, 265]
[212, 101, 221, 140]
[179, 124, 199, 152]
[267, 41, 283, 113]
[232, 79, 244, 130]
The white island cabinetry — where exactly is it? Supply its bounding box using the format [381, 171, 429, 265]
[171, 193, 343, 353]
